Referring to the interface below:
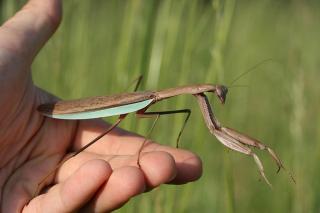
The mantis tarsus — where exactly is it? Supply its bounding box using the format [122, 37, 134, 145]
[36, 75, 294, 196]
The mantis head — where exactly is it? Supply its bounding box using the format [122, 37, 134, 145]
[214, 85, 228, 104]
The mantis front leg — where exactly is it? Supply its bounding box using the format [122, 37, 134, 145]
[194, 93, 293, 186]
[213, 129, 272, 187]
[221, 127, 295, 183]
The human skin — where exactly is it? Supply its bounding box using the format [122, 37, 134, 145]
[0, 0, 202, 212]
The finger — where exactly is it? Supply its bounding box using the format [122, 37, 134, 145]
[73, 120, 202, 184]
[81, 166, 146, 212]
[24, 160, 112, 213]
[56, 151, 177, 188]
[0, 0, 62, 63]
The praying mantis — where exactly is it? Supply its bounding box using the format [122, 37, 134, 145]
[36, 75, 294, 196]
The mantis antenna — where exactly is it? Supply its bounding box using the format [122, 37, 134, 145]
[228, 58, 275, 86]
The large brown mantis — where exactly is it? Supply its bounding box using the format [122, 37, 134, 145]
[36, 75, 293, 196]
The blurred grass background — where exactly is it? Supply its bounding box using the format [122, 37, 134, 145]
[1, 0, 320, 212]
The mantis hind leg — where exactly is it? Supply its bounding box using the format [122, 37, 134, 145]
[133, 75, 143, 92]
[34, 115, 126, 197]
[123, 75, 143, 92]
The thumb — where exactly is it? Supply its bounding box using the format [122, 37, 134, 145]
[0, 0, 62, 64]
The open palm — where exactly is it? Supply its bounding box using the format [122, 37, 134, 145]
[0, 0, 202, 212]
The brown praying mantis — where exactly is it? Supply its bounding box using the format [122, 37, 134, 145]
[36, 73, 294, 196]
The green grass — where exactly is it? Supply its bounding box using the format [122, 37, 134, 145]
[2, 0, 320, 212]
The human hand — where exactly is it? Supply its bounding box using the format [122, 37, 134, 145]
[0, 0, 202, 212]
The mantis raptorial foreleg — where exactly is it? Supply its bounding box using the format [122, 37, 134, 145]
[220, 127, 296, 183]
[213, 129, 272, 187]
[221, 127, 283, 171]
[194, 93, 284, 186]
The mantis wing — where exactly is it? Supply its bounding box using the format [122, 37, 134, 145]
[42, 99, 153, 120]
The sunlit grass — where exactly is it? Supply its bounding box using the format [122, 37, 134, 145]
[2, 0, 320, 212]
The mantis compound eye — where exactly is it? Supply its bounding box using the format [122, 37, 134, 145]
[215, 85, 228, 104]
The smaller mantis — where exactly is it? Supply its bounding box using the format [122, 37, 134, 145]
[36, 75, 293, 195]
